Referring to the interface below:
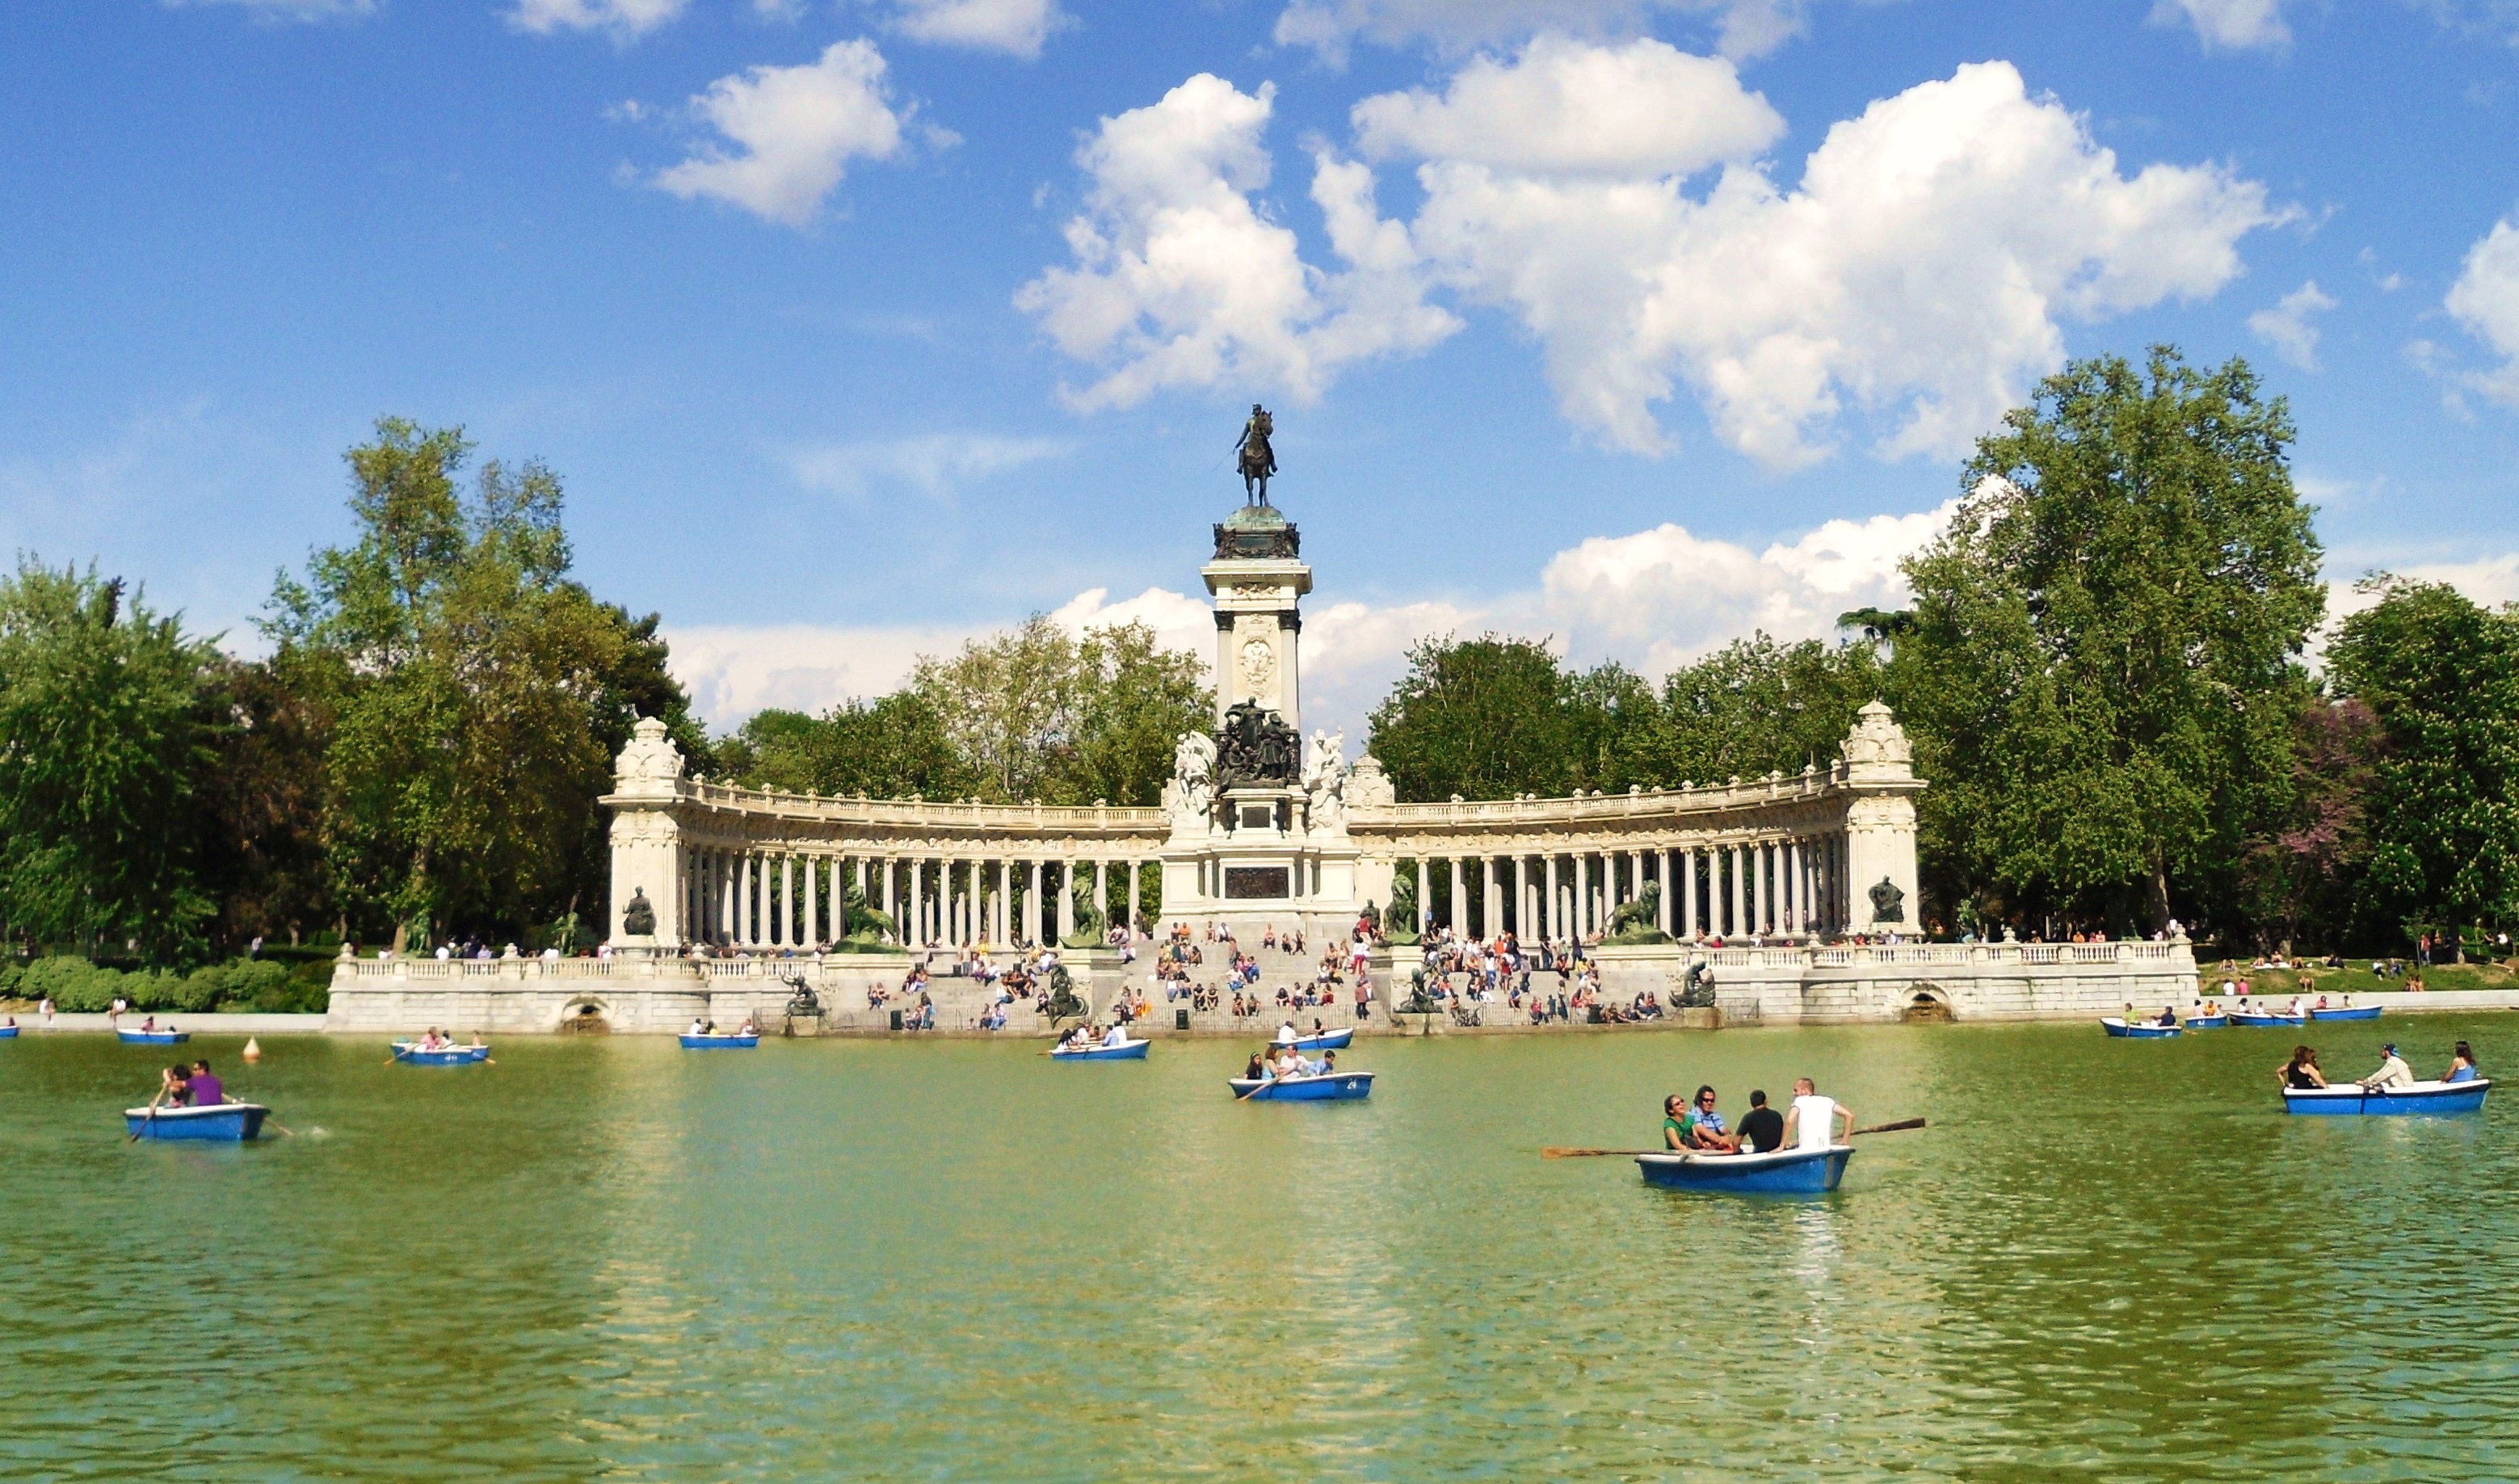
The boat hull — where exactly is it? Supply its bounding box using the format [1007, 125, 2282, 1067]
[1636, 1146, 1852, 1194]
[1051, 1040, 1150, 1061]
[2228, 1011, 2305, 1027]
[0, 1025, 18, 1038]
[124, 1104, 268, 1141]
[2310, 1005, 2382, 1021]
[679, 1034, 760, 1049]
[2284, 1078, 2489, 1116]
[118, 1030, 191, 1045]
[392, 1044, 490, 1066]
[1286, 1028, 1354, 1051]
[1229, 1073, 1373, 1101]
[2185, 1015, 2228, 1029]
[2101, 1018, 2181, 1038]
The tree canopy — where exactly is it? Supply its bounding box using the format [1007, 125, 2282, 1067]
[1895, 348, 2324, 934]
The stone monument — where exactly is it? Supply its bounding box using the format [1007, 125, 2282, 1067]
[1157, 420, 1365, 936]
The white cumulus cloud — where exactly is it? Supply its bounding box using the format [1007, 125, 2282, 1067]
[1387, 57, 2279, 464]
[2248, 280, 2338, 370]
[510, 0, 687, 39]
[1352, 34, 1782, 175]
[2152, 0, 2291, 49]
[1015, 74, 1460, 412]
[1276, 0, 1827, 63]
[2446, 212, 2519, 410]
[885, 0, 1063, 56]
[654, 40, 906, 227]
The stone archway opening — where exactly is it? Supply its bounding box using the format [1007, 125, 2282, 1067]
[561, 998, 611, 1034]
[1900, 985, 1953, 1023]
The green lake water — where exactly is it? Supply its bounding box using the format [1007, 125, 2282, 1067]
[4, 1018, 2516, 1482]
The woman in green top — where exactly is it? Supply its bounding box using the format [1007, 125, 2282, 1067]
[1663, 1093, 1693, 1150]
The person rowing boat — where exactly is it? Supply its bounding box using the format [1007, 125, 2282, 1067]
[2353, 1042, 2414, 1091]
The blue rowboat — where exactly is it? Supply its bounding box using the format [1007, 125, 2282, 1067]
[118, 1028, 190, 1045]
[392, 1042, 489, 1066]
[2228, 1010, 2304, 1027]
[1229, 1072, 1373, 1102]
[124, 1103, 269, 1141]
[2186, 1015, 2229, 1028]
[2283, 1078, 2489, 1116]
[679, 1032, 759, 1049]
[2101, 1017, 2181, 1038]
[1285, 1028, 1354, 1052]
[1051, 1038, 1150, 1061]
[1636, 1145, 1852, 1194]
[0, 1024, 19, 1038]
[2310, 1004, 2382, 1021]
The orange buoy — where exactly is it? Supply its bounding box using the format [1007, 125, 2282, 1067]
[242, 1036, 263, 1062]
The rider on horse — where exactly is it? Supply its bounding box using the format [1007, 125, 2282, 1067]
[1237, 405, 1276, 505]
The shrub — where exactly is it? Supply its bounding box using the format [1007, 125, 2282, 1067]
[22, 956, 124, 1012]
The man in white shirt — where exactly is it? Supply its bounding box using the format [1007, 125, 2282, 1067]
[2358, 1043, 2415, 1091]
[1781, 1076, 1853, 1152]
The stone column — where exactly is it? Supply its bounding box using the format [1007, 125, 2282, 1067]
[1027, 859, 1044, 944]
[908, 859, 923, 946]
[1657, 850, 1673, 935]
[1445, 856, 1461, 935]
[1682, 847, 1699, 938]
[1127, 860, 1142, 934]
[1095, 860, 1108, 936]
[1057, 860, 1075, 943]
[801, 856, 818, 947]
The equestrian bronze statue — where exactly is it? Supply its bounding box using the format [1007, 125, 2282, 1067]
[1235, 405, 1276, 505]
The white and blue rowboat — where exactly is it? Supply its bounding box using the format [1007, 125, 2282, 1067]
[2284, 1078, 2490, 1116]
[2228, 1010, 2305, 1027]
[0, 1024, 19, 1038]
[2186, 1015, 2229, 1029]
[2311, 1004, 2382, 1021]
[1284, 1027, 1355, 1052]
[118, 1028, 190, 1045]
[1229, 1071, 1374, 1101]
[1051, 1038, 1151, 1061]
[124, 1103, 270, 1141]
[1636, 1145, 1852, 1194]
[679, 1033, 760, 1049]
[392, 1042, 490, 1066]
[2101, 1017, 2182, 1039]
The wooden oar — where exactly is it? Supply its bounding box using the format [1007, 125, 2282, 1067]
[1541, 1117, 1926, 1158]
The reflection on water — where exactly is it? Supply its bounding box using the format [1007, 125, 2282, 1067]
[2, 1016, 2516, 1480]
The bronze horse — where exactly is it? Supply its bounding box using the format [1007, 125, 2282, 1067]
[1236, 405, 1276, 505]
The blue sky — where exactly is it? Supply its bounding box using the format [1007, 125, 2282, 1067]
[5, 0, 2519, 736]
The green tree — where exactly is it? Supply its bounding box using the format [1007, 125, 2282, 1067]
[906, 616, 1208, 805]
[267, 418, 701, 949]
[1897, 348, 2324, 934]
[196, 655, 335, 947]
[2324, 578, 2519, 948]
[1367, 635, 1589, 801]
[1651, 634, 1882, 786]
[710, 692, 975, 801]
[0, 562, 222, 962]
[2236, 695, 2380, 952]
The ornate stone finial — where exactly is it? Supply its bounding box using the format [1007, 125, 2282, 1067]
[612, 716, 685, 798]
[1346, 755, 1395, 808]
[1842, 700, 1915, 780]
